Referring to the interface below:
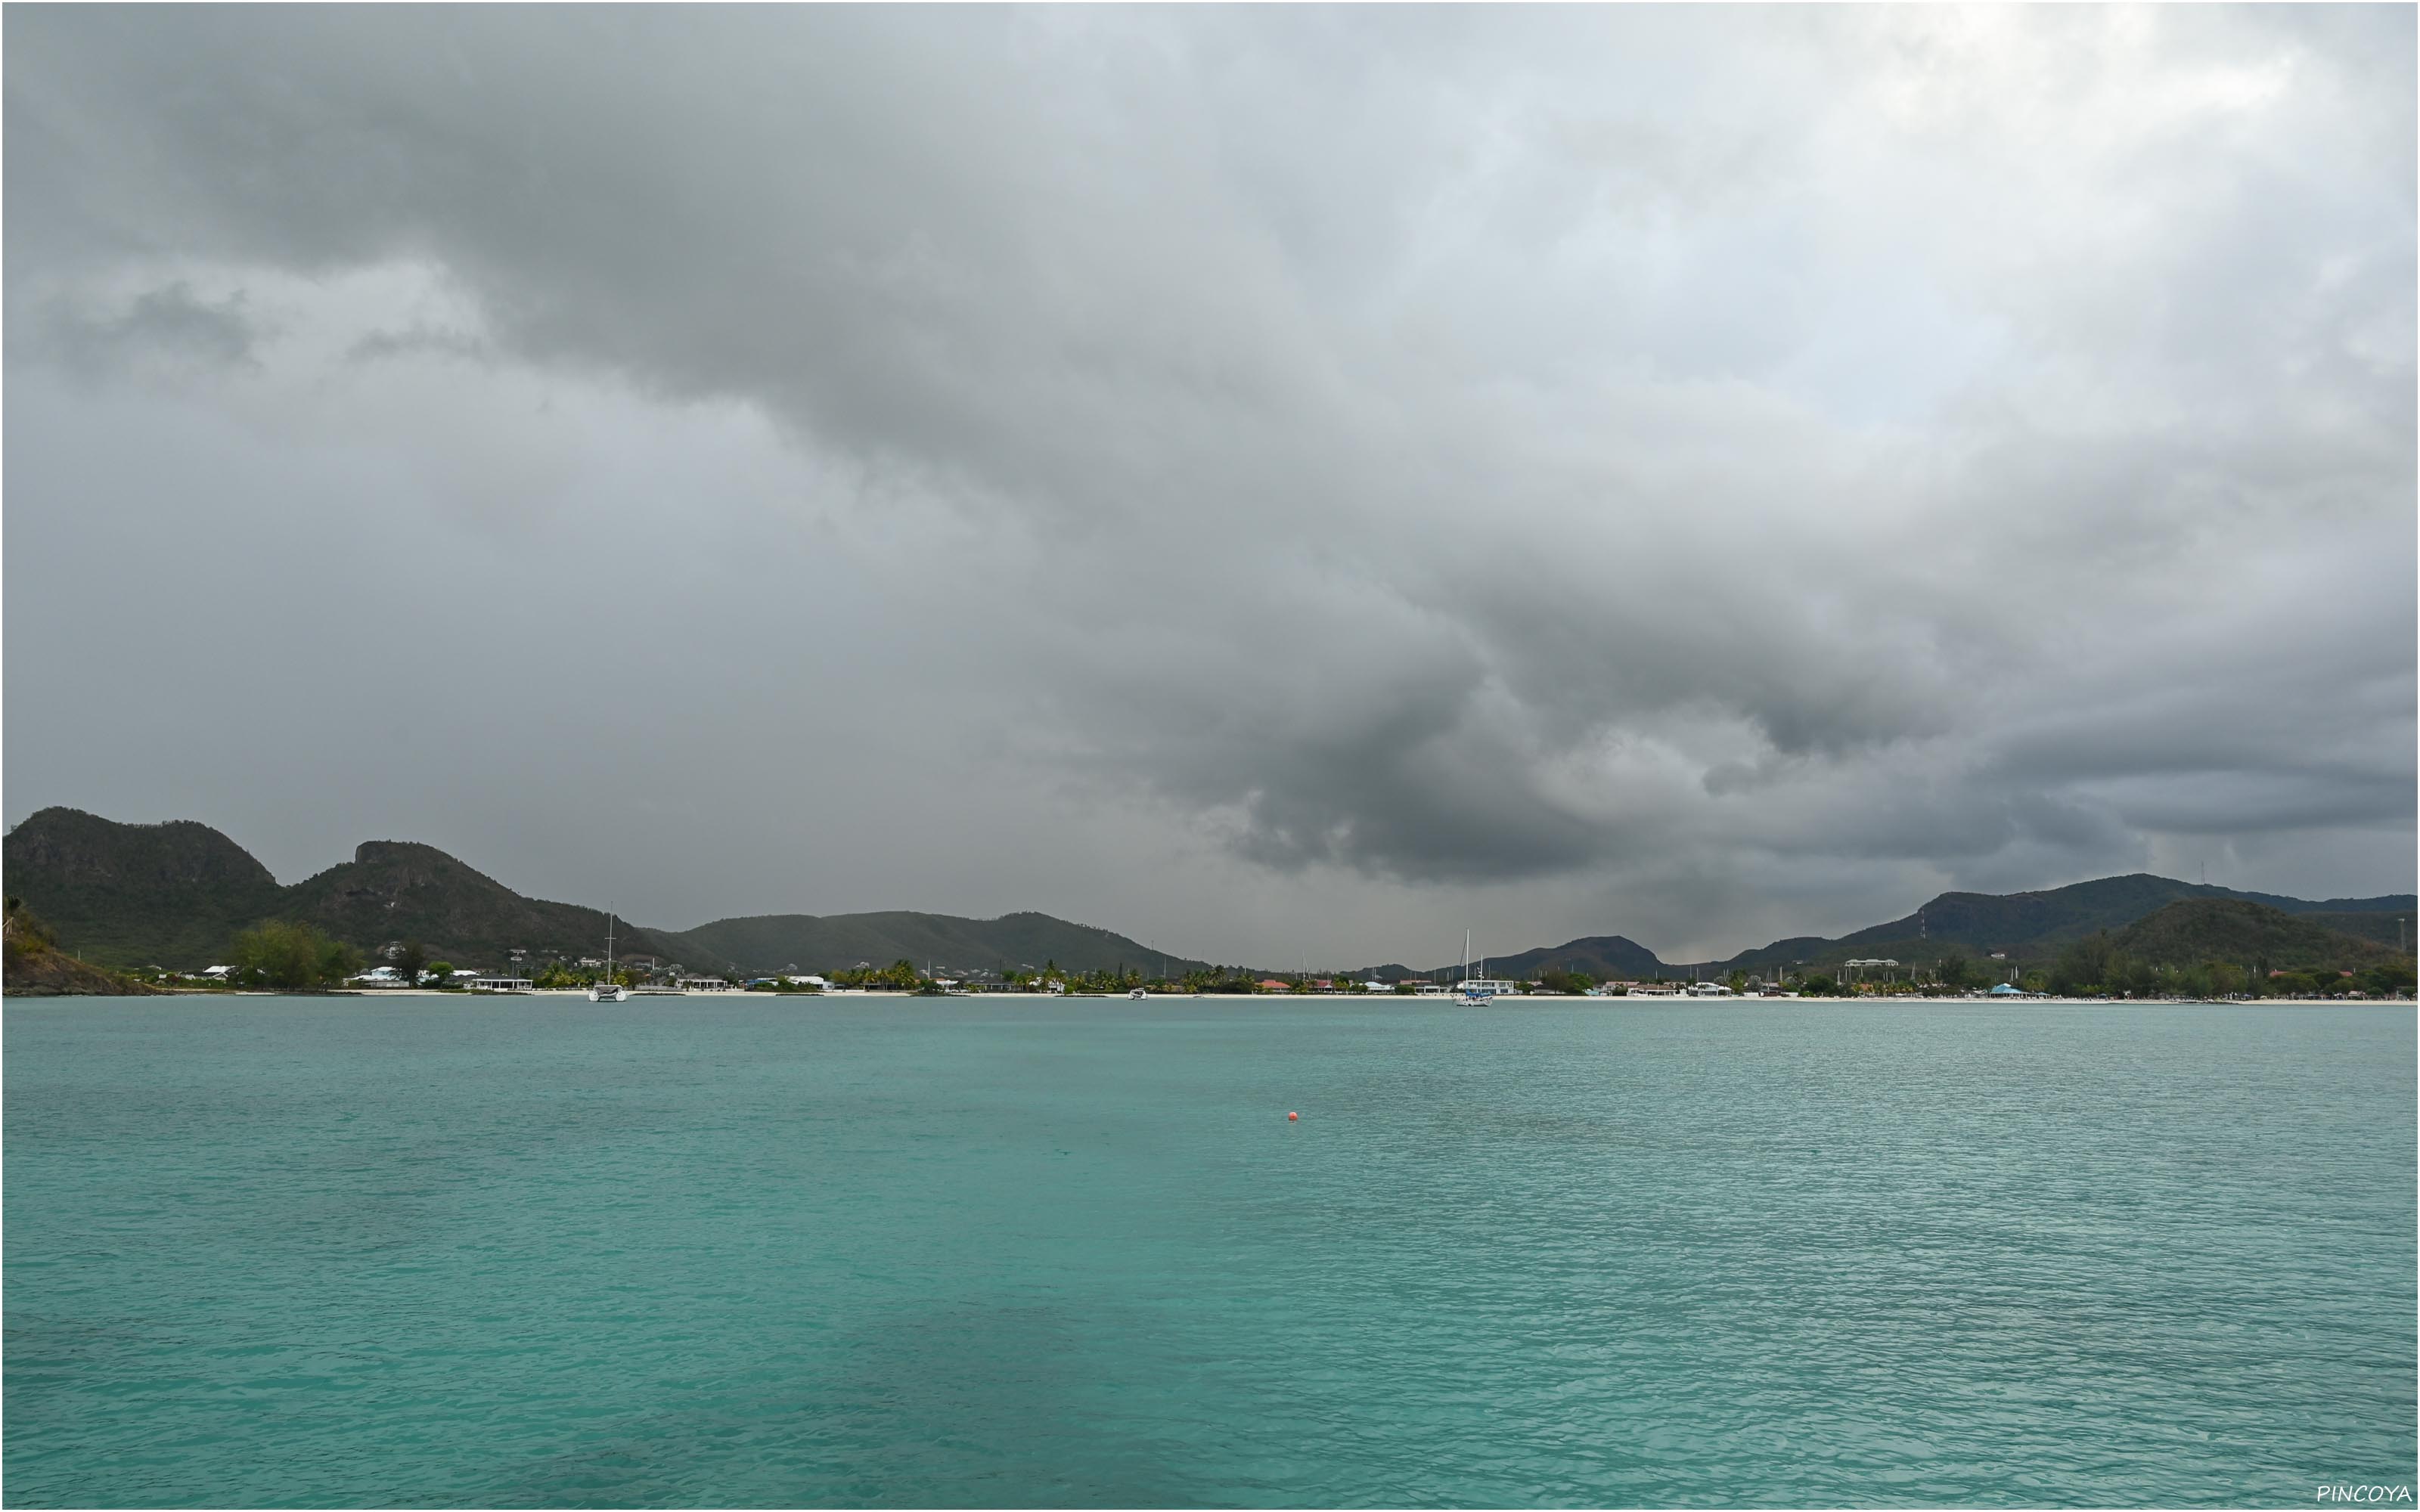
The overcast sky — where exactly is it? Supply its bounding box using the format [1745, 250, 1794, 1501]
[6, 7, 2413, 967]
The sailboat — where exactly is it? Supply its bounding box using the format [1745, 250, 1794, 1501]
[1456, 929, 1488, 1004]
[588, 914, 631, 1002]
[1456, 928, 1512, 1004]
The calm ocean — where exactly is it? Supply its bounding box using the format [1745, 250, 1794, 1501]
[5, 996, 2412, 1507]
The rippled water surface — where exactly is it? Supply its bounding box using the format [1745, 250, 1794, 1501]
[6, 996, 2412, 1507]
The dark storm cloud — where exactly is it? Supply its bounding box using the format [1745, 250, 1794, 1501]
[22, 281, 267, 376]
[5, 7, 2411, 962]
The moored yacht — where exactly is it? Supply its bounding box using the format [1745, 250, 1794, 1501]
[1450, 929, 1519, 1003]
[588, 914, 631, 1002]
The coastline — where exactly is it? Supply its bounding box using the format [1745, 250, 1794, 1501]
[13, 989, 2397, 1006]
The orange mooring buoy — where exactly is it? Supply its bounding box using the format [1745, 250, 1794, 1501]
[1288, 1111, 1299, 1121]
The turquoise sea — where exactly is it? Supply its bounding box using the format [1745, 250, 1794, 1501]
[5, 996, 2413, 1507]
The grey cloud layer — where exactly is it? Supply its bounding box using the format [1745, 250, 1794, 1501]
[5, 7, 2411, 962]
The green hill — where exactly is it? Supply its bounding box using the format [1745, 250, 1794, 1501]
[1692, 874, 2413, 972]
[2, 809, 691, 970]
[2298, 911, 2412, 949]
[653, 910, 1208, 978]
[9, 805, 2410, 986]
[2111, 898, 2400, 974]
[0, 807, 1197, 978]
[1426, 875, 2413, 981]
[278, 841, 692, 969]
[2, 808, 284, 966]
[1442, 934, 1667, 982]
[1811, 873, 2384, 956]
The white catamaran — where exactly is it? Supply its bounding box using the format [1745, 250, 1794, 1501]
[588, 914, 631, 1002]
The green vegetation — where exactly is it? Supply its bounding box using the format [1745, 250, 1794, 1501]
[392, 940, 428, 987]
[531, 960, 635, 990]
[2298, 911, 2414, 949]
[1757, 899, 2410, 1001]
[1, 809, 284, 966]
[228, 921, 363, 992]
[1455, 934, 1662, 982]
[659, 911, 1205, 981]
[2112, 898, 2400, 974]
[835, 959, 931, 991]
[3, 896, 166, 996]
[2037, 924, 2410, 999]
